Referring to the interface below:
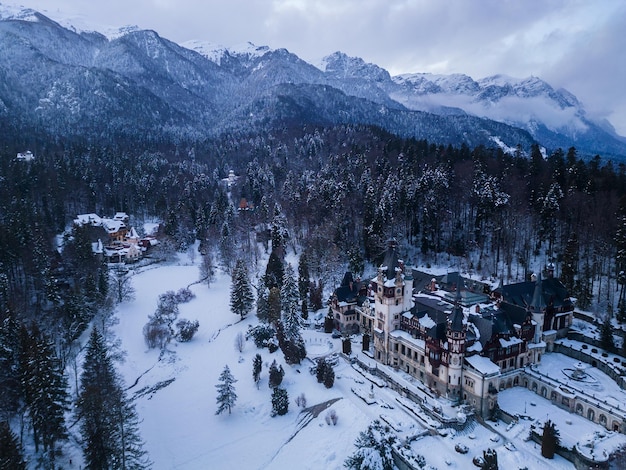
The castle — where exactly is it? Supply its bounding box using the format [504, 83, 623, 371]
[330, 239, 576, 419]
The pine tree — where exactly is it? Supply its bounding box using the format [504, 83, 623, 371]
[252, 354, 262, 389]
[345, 420, 396, 470]
[271, 387, 289, 416]
[268, 360, 284, 388]
[281, 264, 302, 340]
[77, 328, 149, 469]
[256, 286, 271, 323]
[541, 419, 560, 459]
[600, 317, 616, 352]
[215, 365, 238, 415]
[323, 364, 335, 389]
[560, 235, 579, 294]
[297, 252, 310, 303]
[0, 312, 22, 417]
[267, 287, 282, 325]
[0, 421, 26, 470]
[230, 259, 254, 319]
[264, 251, 284, 290]
[19, 324, 68, 461]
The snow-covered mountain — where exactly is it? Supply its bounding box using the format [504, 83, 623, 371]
[1, 3, 624, 159]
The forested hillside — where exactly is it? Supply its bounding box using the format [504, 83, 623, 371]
[1, 122, 626, 466]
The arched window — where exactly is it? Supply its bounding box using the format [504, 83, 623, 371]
[576, 404, 583, 415]
[587, 409, 595, 421]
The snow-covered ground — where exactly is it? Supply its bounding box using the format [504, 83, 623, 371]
[62, 251, 622, 469]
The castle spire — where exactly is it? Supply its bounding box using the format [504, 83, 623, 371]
[450, 284, 464, 332]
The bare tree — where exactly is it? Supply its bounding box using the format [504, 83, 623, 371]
[234, 332, 245, 353]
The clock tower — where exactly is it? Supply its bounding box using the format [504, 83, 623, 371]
[446, 287, 466, 401]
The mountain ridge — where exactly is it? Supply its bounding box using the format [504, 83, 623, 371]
[0, 3, 624, 160]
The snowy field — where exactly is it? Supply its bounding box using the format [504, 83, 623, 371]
[107, 255, 402, 469]
[74, 252, 617, 469]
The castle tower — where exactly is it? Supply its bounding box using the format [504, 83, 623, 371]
[371, 239, 413, 365]
[530, 273, 545, 344]
[446, 287, 466, 401]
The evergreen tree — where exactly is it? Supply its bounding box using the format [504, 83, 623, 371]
[345, 420, 397, 470]
[270, 204, 288, 259]
[323, 364, 335, 389]
[560, 235, 579, 294]
[541, 419, 560, 459]
[0, 421, 26, 470]
[252, 354, 262, 389]
[230, 259, 254, 319]
[199, 250, 216, 287]
[215, 365, 238, 415]
[281, 264, 302, 340]
[316, 359, 328, 384]
[77, 328, 149, 469]
[219, 220, 235, 273]
[0, 312, 22, 417]
[256, 286, 271, 323]
[267, 287, 282, 325]
[19, 324, 68, 461]
[297, 252, 310, 303]
[268, 360, 284, 388]
[600, 317, 616, 352]
[271, 387, 289, 416]
[616, 215, 626, 307]
[264, 251, 284, 290]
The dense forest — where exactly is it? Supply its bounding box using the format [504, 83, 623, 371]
[1, 124, 626, 466]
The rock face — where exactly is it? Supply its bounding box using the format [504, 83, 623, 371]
[1, 5, 625, 159]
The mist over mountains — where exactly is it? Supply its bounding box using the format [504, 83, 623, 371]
[1, 4, 625, 160]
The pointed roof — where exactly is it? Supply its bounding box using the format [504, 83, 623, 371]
[530, 272, 545, 312]
[380, 238, 400, 280]
[449, 286, 464, 332]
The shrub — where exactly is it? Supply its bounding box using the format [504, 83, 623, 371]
[176, 319, 199, 342]
[246, 324, 276, 348]
[143, 319, 171, 348]
[175, 287, 195, 303]
[325, 409, 338, 425]
[295, 393, 307, 408]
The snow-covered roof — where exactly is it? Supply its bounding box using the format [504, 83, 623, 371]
[389, 330, 426, 350]
[465, 355, 500, 376]
[75, 213, 102, 226]
[102, 219, 126, 234]
[499, 337, 523, 348]
[419, 315, 436, 329]
[127, 227, 139, 239]
[384, 278, 401, 287]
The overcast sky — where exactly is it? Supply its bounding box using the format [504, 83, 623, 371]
[6, 0, 626, 135]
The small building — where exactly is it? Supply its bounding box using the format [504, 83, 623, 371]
[16, 150, 35, 162]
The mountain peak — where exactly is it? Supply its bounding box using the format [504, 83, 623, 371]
[320, 51, 390, 82]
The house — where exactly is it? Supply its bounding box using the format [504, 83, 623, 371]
[74, 212, 154, 263]
[16, 150, 35, 162]
[329, 272, 370, 334]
